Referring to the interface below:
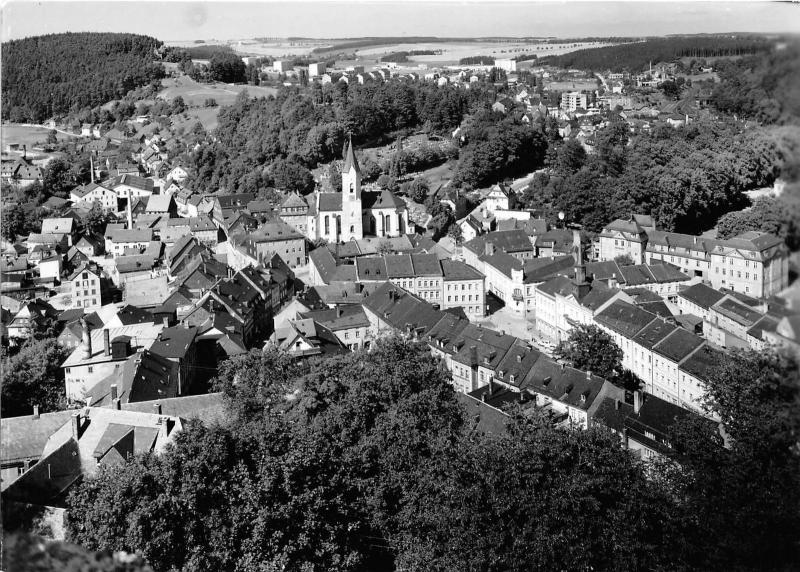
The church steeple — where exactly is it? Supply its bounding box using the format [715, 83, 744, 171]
[342, 136, 360, 176]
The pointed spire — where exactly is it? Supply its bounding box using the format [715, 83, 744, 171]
[342, 136, 360, 175]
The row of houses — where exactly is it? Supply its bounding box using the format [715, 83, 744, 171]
[599, 214, 789, 298]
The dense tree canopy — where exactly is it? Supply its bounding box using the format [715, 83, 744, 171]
[62, 339, 800, 571]
[2, 33, 165, 123]
[209, 51, 247, 83]
[1, 339, 69, 417]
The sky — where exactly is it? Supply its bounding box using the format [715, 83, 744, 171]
[2, 1, 799, 43]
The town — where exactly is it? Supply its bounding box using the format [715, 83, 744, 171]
[2, 18, 800, 572]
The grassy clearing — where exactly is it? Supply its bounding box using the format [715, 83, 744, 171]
[1, 124, 55, 148]
[157, 76, 278, 107]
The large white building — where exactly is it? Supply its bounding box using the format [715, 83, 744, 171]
[598, 216, 789, 299]
[280, 140, 409, 243]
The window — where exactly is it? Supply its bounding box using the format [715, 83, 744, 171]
[88, 367, 93, 373]
[356, 331, 360, 338]
[344, 332, 349, 339]
[66, 367, 71, 373]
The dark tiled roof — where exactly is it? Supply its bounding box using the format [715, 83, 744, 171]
[465, 229, 533, 255]
[300, 305, 370, 331]
[678, 283, 725, 309]
[631, 318, 677, 350]
[522, 255, 575, 284]
[441, 259, 483, 281]
[652, 328, 704, 362]
[679, 345, 724, 380]
[356, 257, 388, 281]
[713, 297, 764, 326]
[595, 300, 655, 338]
[411, 253, 442, 276]
[149, 326, 197, 359]
[318, 193, 343, 212]
[384, 254, 414, 278]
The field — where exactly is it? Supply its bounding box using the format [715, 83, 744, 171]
[544, 79, 599, 91]
[157, 76, 277, 107]
[2, 124, 60, 149]
[353, 41, 608, 66]
[155, 76, 278, 130]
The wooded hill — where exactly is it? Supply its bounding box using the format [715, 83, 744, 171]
[541, 35, 773, 72]
[1, 32, 165, 123]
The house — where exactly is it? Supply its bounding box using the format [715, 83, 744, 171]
[6, 300, 59, 345]
[229, 220, 306, 269]
[676, 283, 726, 322]
[160, 216, 217, 246]
[144, 194, 177, 217]
[703, 294, 765, 349]
[74, 234, 104, 257]
[492, 98, 515, 114]
[146, 326, 198, 395]
[110, 254, 160, 286]
[70, 182, 118, 210]
[105, 228, 154, 257]
[2, 406, 182, 506]
[270, 318, 348, 358]
[211, 193, 256, 227]
[598, 216, 651, 264]
[40, 218, 76, 246]
[37, 254, 63, 283]
[61, 320, 165, 400]
[299, 306, 371, 350]
[463, 230, 535, 269]
[110, 174, 156, 200]
[167, 165, 189, 183]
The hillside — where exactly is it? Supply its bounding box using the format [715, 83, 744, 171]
[540, 34, 772, 72]
[1, 32, 165, 123]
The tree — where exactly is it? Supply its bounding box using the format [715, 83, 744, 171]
[80, 203, 111, 236]
[554, 324, 624, 381]
[658, 349, 800, 570]
[41, 157, 73, 198]
[660, 79, 682, 100]
[554, 138, 587, 174]
[170, 95, 186, 115]
[614, 253, 635, 266]
[394, 414, 673, 571]
[1, 339, 69, 417]
[268, 158, 315, 195]
[716, 197, 800, 250]
[46, 129, 57, 144]
[1, 204, 27, 241]
[208, 51, 246, 83]
[447, 223, 463, 244]
[376, 174, 398, 192]
[408, 177, 429, 203]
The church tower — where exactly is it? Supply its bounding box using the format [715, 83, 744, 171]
[341, 137, 363, 240]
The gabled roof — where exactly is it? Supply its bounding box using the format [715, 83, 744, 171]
[110, 174, 154, 192]
[281, 192, 308, 209]
[318, 192, 344, 212]
[342, 138, 360, 175]
[652, 328, 704, 363]
[678, 283, 725, 310]
[149, 326, 197, 360]
[362, 282, 445, 336]
[679, 344, 724, 381]
[41, 218, 75, 234]
[300, 305, 370, 331]
[107, 228, 154, 243]
[145, 194, 175, 213]
[595, 300, 655, 338]
[465, 229, 533, 255]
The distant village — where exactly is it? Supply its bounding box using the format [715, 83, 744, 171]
[1, 50, 797, 516]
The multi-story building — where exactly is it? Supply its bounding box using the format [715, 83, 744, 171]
[441, 259, 486, 319]
[230, 220, 307, 269]
[708, 231, 788, 298]
[561, 91, 589, 111]
[594, 299, 710, 412]
[69, 263, 103, 309]
[299, 306, 371, 350]
[598, 216, 652, 264]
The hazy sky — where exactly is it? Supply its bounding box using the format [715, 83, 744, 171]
[2, 1, 799, 43]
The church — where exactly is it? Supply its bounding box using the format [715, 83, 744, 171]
[279, 139, 409, 243]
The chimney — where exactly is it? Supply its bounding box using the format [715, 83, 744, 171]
[484, 240, 495, 256]
[516, 354, 522, 363]
[633, 390, 643, 414]
[586, 370, 591, 379]
[80, 317, 92, 360]
[336, 307, 343, 318]
[519, 391, 525, 403]
[71, 412, 81, 441]
[622, 427, 629, 449]
[163, 315, 170, 328]
[104, 329, 111, 356]
[154, 403, 162, 415]
[615, 398, 621, 410]
[33, 405, 40, 419]
[110, 384, 118, 401]
[22, 144, 27, 159]
[488, 381, 494, 395]
[90, 155, 95, 184]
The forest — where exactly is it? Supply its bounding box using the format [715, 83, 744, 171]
[541, 34, 772, 73]
[1, 33, 165, 123]
[23, 338, 796, 572]
[521, 118, 799, 235]
[186, 77, 496, 194]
